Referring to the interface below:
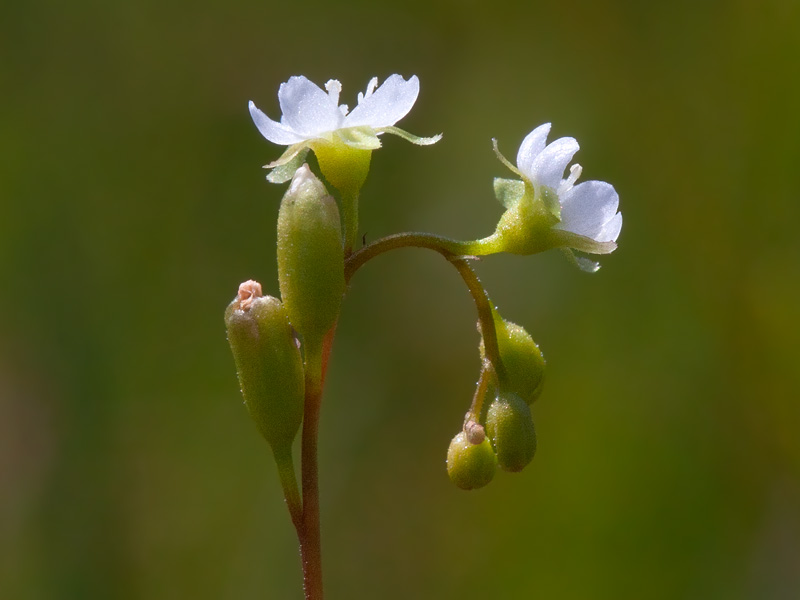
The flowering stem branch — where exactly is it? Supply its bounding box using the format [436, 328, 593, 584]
[299, 337, 325, 600]
[344, 232, 490, 280]
[290, 233, 505, 600]
[447, 257, 509, 388]
[344, 233, 507, 385]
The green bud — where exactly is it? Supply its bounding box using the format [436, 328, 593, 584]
[225, 281, 304, 455]
[277, 165, 345, 343]
[486, 392, 537, 472]
[481, 316, 545, 404]
[446, 430, 497, 491]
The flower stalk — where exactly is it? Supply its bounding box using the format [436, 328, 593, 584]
[299, 336, 325, 600]
[345, 235, 508, 386]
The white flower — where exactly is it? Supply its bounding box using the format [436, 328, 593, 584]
[515, 123, 622, 250]
[487, 124, 622, 271]
[248, 75, 440, 185]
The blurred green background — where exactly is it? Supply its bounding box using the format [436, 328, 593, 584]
[2, 0, 799, 598]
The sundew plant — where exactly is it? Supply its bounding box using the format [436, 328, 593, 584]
[225, 74, 622, 599]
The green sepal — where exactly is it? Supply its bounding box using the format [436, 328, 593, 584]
[492, 138, 523, 178]
[493, 178, 526, 209]
[266, 143, 307, 169]
[381, 126, 442, 146]
[551, 230, 617, 255]
[336, 126, 382, 150]
[541, 187, 562, 220]
[266, 148, 309, 184]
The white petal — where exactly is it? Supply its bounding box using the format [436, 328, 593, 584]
[344, 74, 419, 129]
[531, 136, 580, 190]
[278, 76, 342, 137]
[516, 123, 551, 177]
[598, 211, 622, 243]
[248, 101, 306, 145]
[556, 180, 619, 241]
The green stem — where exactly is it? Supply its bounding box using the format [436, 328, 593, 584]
[341, 191, 360, 257]
[467, 361, 493, 424]
[447, 257, 508, 388]
[345, 232, 491, 282]
[300, 338, 325, 600]
[344, 234, 507, 387]
[275, 451, 302, 534]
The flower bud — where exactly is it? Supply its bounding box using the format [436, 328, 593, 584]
[481, 315, 545, 404]
[225, 281, 304, 456]
[446, 431, 497, 491]
[485, 392, 537, 472]
[277, 165, 345, 343]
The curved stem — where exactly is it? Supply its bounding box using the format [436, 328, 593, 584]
[291, 231, 503, 600]
[345, 232, 488, 282]
[447, 257, 508, 388]
[300, 339, 325, 600]
[466, 361, 493, 425]
[345, 234, 507, 387]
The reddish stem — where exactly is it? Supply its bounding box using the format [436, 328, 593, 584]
[298, 325, 336, 600]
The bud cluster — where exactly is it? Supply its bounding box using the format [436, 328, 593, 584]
[446, 314, 544, 490]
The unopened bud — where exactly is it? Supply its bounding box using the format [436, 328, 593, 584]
[277, 165, 345, 343]
[446, 431, 497, 491]
[485, 392, 537, 472]
[225, 283, 304, 456]
[481, 316, 545, 404]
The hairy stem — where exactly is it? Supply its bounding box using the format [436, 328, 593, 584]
[467, 361, 493, 425]
[341, 191, 359, 257]
[300, 339, 325, 600]
[344, 235, 507, 385]
[447, 257, 508, 387]
[290, 231, 503, 599]
[345, 232, 486, 281]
